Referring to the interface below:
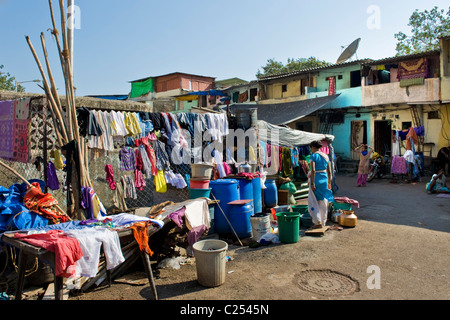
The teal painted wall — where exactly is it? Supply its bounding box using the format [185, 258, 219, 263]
[330, 113, 371, 159]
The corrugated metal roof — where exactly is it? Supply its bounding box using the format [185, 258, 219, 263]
[258, 59, 373, 81]
[361, 50, 440, 66]
[230, 94, 340, 126]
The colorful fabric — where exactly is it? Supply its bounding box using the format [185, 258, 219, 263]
[0, 99, 30, 163]
[23, 182, 69, 224]
[105, 164, 116, 190]
[398, 58, 428, 80]
[130, 78, 154, 99]
[119, 147, 136, 171]
[46, 161, 60, 191]
[129, 221, 154, 256]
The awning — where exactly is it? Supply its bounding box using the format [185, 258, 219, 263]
[257, 120, 334, 148]
[229, 94, 340, 126]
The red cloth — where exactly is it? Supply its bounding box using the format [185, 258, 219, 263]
[23, 182, 69, 224]
[14, 230, 83, 277]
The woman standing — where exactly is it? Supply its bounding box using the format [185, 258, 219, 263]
[308, 140, 334, 228]
[355, 143, 373, 187]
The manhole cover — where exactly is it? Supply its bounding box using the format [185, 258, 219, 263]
[295, 270, 359, 296]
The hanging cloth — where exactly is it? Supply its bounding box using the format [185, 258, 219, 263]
[281, 147, 293, 177]
[105, 164, 116, 190]
[46, 161, 60, 191]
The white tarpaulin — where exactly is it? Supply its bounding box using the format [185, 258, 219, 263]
[257, 120, 334, 147]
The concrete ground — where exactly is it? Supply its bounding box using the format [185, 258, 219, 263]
[71, 173, 450, 304]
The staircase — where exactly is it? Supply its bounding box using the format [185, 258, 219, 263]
[337, 159, 359, 174]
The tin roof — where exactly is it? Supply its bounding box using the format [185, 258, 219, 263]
[258, 59, 373, 81]
[361, 50, 440, 66]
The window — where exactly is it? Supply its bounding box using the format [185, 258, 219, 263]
[428, 111, 440, 119]
[402, 121, 412, 130]
[282, 84, 287, 92]
[350, 70, 361, 88]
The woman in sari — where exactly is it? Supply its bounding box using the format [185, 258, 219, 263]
[308, 141, 334, 228]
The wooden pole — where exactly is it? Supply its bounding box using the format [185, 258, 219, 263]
[25, 36, 69, 144]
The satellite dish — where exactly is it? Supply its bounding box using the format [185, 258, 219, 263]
[336, 38, 361, 64]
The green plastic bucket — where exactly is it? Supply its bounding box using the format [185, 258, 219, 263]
[333, 202, 352, 211]
[291, 205, 309, 214]
[300, 212, 313, 228]
[189, 188, 211, 199]
[276, 212, 300, 243]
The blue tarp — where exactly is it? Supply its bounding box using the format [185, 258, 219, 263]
[0, 182, 49, 232]
[188, 90, 228, 96]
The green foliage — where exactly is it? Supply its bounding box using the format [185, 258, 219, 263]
[257, 57, 331, 79]
[394, 6, 450, 55]
[0, 65, 25, 92]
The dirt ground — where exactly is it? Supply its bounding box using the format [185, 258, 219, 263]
[69, 173, 450, 303]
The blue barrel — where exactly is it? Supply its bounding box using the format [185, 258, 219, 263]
[210, 179, 240, 234]
[264, 179, 278, 208]
[229, 201, 253, 238]
[237, 178, 254, 215]
[252, 176, 262, 214]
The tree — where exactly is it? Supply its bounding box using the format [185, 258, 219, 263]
[256, 56, 330, 79]
[394, 6, 450, 56]
[0, 65, 25, 92]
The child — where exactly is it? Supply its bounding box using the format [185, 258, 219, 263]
[354, 143, 373, 187]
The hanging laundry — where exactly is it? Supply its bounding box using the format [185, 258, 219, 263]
[138, 145, 152, 177]
[0, 99, 30, 163]
[77, 107, 103, 137]
[405, 127, 419, 150]
[119, 146, 136, 171]
[121, 175, 137, 199]
[110, 110, 128, 136]
[50, 149, 65, 170]
[105, 164, 116, 190]
[124, 112, 142, 137]
[62, 140, 82, 207]
[112, 180, 127, 212]
[153, 170, 167, 193]
[134, 169, 146, 191]
[46, 161, 60, 191]
[281, 147, 293, 177]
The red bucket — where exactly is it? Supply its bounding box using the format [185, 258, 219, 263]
[190, 178, 210, 189]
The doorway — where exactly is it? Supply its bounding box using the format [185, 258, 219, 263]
[374, 120, 392, 156]
[350, 120, 367, 160]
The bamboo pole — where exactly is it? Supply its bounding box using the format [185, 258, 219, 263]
[25, 36, 69, 145]
[40, 32, 74, 142]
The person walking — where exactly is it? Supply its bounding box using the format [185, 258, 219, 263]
[355, 143, 373, 187]
[308, 140, 334, 228]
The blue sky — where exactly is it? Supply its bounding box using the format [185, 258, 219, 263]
[1, 0, 449, 96]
